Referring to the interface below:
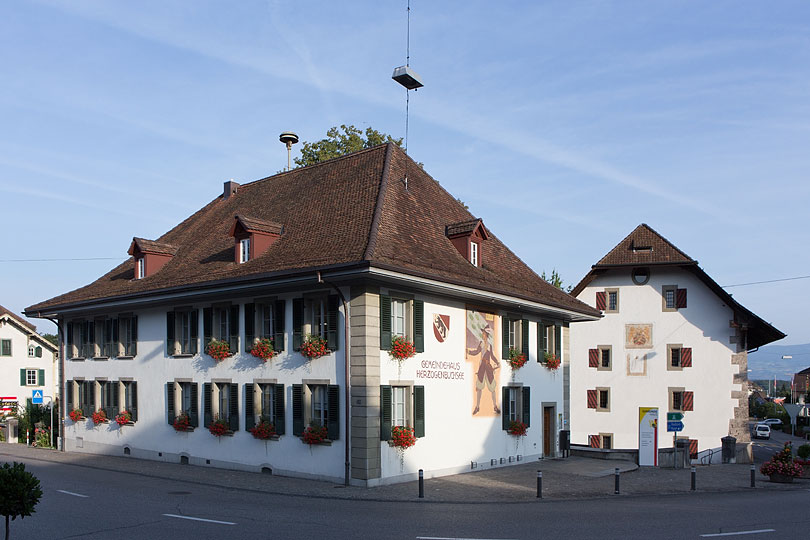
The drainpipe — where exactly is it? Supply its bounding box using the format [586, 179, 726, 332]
[317, 271, 351, 486]
[41, 315, 64, 452]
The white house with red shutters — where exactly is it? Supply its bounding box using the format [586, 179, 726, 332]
[569, 224, 784, 463]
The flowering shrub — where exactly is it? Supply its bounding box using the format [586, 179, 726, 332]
[543, 352, 561, 370]
[115, 410, 133, 426]
[507, 347, 527, 370]
[302, 423, 328, 445]
[390, 336, 416, 361]
[208, 417, 230, 437]
[249, 419, 277, 440]
[300, 334, 329, 359]
[69, 409, 84, 422]
[507, 420, 528, 436]
[173, 412, 192, 432]
[250, 338, 277, 361]
[33, 427, 51, 448]
[760, 442, 803, 477]
[390, 425, 417, 449]
[206, 339, 232, 361]
[91, 409, 108, 425]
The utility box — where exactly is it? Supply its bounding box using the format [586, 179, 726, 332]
[559, 430, 570, 457]
[721, 436, 737, 464]
[3, 418, 19, 444]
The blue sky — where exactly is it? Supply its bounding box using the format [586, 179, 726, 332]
[2, 1, 808, 348]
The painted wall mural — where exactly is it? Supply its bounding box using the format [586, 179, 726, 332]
[466, 309, 501, 417]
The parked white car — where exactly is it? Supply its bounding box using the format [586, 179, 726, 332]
[754, 424, 771, 440]
[760, 418, 782, 426]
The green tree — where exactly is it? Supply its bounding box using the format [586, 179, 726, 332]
[41, 334, 57, 347]
[294, 125, 404, 168]
[0, 462, 42, 540]
[541, 269, 573, 293]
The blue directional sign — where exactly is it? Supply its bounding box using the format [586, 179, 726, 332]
[667, 420, 684, 432]
[32, 389, 43, 405]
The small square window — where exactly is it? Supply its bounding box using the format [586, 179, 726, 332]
[662, 285, 677, 311]
[26, 369, 37, 386]
[597, 346, 612, 371]
[605, 289, 619, 313]
[28, 345, 35, 357]
[1, 339, 11, 356]
[597, 388, 610, 412]
[600, 433, 613, 450]
[667, 344, 683, 371]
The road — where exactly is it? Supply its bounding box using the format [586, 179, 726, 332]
[749, 420, 808, 464]
[6, 455, 810, 540]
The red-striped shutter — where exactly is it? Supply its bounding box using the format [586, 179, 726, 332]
[676, 288, 687, 309]
[595, 291, 606, 311]
[588, 349, 599, 368]
[689, 439, 698, 459]
[589, 435, 601, 448]
[683, 391, 694, 411]
[587, 389, 597, 409]
[681, 348, 692, 367]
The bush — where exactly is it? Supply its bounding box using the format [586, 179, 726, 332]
[0, 461, 43, 540]
[798, 444, 810, 460]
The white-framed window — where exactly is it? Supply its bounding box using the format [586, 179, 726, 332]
[119, 316, 137, 357]
[1, 339, 12, 356]
[28, 344, 35, 357]
[506, 387, 519, 422]
[214, 307, 231, 341]
[261, 304, 275, 339]
[26, 369, 37, 386]
[180, 382, 193, 414]
[260, 383, 276, 422]
[311, 384, 328, 427]
[214, 382, 230, 421]
[120, 380, 138, 422]
[168, 309, 198, 356]
[501, 385, 530, 430]
[99, 380, 115, 418]
[239, 238, 250, 264]
[470, 241, 479, 267]
[305, 297, 328, 340]
[391, 299, 407, 338]
[507, 319, 522, 350]
[392, 386, 407, 427]
[136, 257, 145, 279]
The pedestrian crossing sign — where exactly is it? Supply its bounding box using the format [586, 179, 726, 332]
[32, 390, 43, 404]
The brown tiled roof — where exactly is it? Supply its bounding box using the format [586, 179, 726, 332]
[0, 304, 36, 332]
[26, 144, 599, 318]
[128, 238, 179, 256]
[233, 215, 283, 236]
[446, 219, 483, 238]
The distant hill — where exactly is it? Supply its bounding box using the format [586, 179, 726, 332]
[748, 343, 810, 380]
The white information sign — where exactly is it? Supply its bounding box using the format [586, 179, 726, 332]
[639, 407, 658, 467]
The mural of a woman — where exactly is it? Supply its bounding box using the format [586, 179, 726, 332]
[466, 310, 501, 416]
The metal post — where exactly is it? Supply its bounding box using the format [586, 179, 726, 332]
[418, 469, 424, 498]
[614, 467, 620, 494]
[691, 466, 696, 491]
[750, 464, 756, 488]
[536, 470, 542, 499]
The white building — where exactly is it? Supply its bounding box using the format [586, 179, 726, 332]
[0, 305, 59, 414]
[26, 145, 599, 485]
[569, 224, 784, 463]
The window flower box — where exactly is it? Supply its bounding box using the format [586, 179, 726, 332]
[507, 347, 527, 370]
[250, 338, 278, 362]
[249, 419, 277, 440]
[507, 420, 528, 437]
[91, 409, 108, 425]
[543, 352, 561, 371]
[302, 423, 328, 445]
[173, 413, 194, 432]
[206, 339, 232, 362]
[68, 409, 84, 423]
[390, 336, 416, 362]
[300, 335, 329, 360]
[390, 425, 416, 449]
[115, 410, 133, 426]
[208, 417, 231, 437]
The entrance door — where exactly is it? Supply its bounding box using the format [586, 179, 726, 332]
[543, 406, 555, 456]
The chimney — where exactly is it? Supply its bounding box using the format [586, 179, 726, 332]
[224, 179, 240, 200]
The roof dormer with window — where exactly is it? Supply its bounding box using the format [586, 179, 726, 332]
[445, 218, 489, 268]
[229, 215, 283, 264]
[128, 238, 178, 280]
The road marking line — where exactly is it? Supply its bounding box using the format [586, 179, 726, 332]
[56, 490, 88, 498]
[162, 513, 235, 525]
[700, 529, 775, 537]
[416, 537, 519, 540]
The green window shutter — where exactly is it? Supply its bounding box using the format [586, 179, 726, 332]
[413, 300, 424, 353]
[274, 383, 285, 435]
[327, 295, 339, 351]
[537, 322, 545, 362]
[244, 303, 255, 346]
[203, 307, 213, 345]
[38, 369, 45, 386]
[67, 323, 74, 354]
[87, 381, 95, 413]
[555, 325, 562, 358]
[112, 381, 120, 411]
[35, 346, 42, 358]
[20, 369, 26, 386]
[327, 384, 340, 440]
[379, 295, 392, 350]
[413, 385, 425, 438]
[292, 299, 303, 351]
[166, 312, 175, 356]
[190, 310, 199, 354]
[521, 319, 529, 357]
[203, 383, 212, 427]
[501, 316, 509, 360]
[380, 385, 392, 441]
[66, 381, 74, 412]
[190, 383, 199, 427]
[522, 386, 531, 427]
[274, 300, 285, 352]
[131, 382, 138, 422]
[244, 383, 255, 430]
[501, 386, 510, 431]
[229, 383, 239, 431]
[132, 316, 138, 356]
[229, 305, 240, 353]
[167, 383, 175, 424]
[292, 384, 304, 436]
[111, 318, 119, 356]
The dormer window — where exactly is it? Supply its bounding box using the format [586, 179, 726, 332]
[128, 238, 178, 280]
[239, 238, 251, 264]
[446, 218, 489, 268]
[230, 215, 283, 264]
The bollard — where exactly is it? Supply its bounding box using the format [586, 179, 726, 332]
[614, 467, 620, 495]
[536, 470, 542, 499]
[750, 464, 755, 488]
[418, 469, 424, 498]
[691, 466, 696, 491]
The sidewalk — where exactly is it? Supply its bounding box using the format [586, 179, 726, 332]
[0, 442, 804, 503]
